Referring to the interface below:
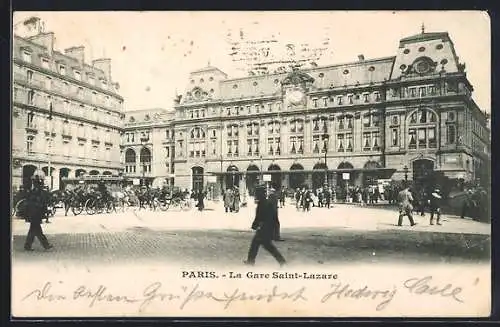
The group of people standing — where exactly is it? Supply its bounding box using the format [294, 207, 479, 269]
[223, 187, 241, 213]
[294, 186, 335, 211]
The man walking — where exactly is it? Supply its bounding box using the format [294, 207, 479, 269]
[397, 184, 417, 227]
[24, 171, 53, 251]
[244, 185, 286, 266]
[429, 188, 443, 225]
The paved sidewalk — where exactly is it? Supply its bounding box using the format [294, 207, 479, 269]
[12, 201, 490, 236]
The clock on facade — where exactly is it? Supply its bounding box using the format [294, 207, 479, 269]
[286, 89, 305, 105]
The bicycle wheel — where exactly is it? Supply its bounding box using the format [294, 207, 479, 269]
[13, 199, 25, 218]
[105, 201, 114, 214]
[159, 199, 170, 211]
[95, 200, 105, 214]
[72, 200, 84, 215]
[85, 198, 96, 215]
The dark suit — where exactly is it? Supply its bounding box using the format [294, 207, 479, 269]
[246, 198, 286, 265]
[24, 187, 51, 250]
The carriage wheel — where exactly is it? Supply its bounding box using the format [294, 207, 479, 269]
[95, 200, 105, 214]
[105, 201, 114, 214]
[72, 200, 84, 216]
[13, 199, 25, 218]
[159, 199, 169, 211]
[85, 199, 96, 215]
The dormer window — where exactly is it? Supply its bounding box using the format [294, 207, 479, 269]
[88, 76, 95, 85]
[74, 70, 81, 81]
[102, 80, 108, 90]
[41, 58, 49, 69]
[59, 65, 66, 75]
[22, 51, 32, 63]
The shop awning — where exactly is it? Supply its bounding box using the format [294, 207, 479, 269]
[207, 168, 397, 178]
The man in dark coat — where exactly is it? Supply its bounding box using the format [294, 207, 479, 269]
[429, 188, 443, 225]
[24, 171, 53, 251]
[244, 186, 286, 266]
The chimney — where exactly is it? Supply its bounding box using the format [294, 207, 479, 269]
[29, 32, 55, 56]
[92, 58, 112, 82]
[64, 46, 85, 65]
[358, 54, 365, 62]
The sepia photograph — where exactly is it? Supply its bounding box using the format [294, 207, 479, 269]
[11, 10, 491, 317]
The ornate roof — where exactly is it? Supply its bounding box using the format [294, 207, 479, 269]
[281, 70, 315, 86]
[399, 32, 450, 45]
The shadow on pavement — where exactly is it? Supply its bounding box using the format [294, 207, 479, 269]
[12, 227, 490, 266]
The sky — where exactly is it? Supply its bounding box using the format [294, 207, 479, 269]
[13, 11, 490, 112]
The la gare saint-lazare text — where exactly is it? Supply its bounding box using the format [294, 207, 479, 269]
[182, 271, 339, 280]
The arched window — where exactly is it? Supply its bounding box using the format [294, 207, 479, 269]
[407, 108, 438, 150]
[140, 147, 152, 173]
[189, 127, 206, 158]
[125, 149, 136, 173]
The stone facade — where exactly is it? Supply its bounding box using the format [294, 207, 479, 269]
[123, 30, 490, 194]
[12, 31, 124, 191]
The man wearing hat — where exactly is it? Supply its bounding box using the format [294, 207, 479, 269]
[429, 188, 443, 225]
[24, 170, 53, 251]
[397, 183, 417, 227]
[244, 184, 286, 266]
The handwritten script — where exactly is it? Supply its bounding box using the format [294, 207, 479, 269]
[20, 275, 472, 313]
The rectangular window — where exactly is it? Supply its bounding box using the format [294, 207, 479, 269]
[323, 98, 328, 107]
[45, 76, 52, 90]
[363, 132, 371, 150]
[347, 117, 353, 129]
[372, 131, 380, 150]
[346, 133, 353, 152]
[313, 135, 320, 153]
[226, 107, 231, 116]
[392, 128, 398, 146]
[348, 95, 353, 104]
[227, 140, 232, 155]
[446, 125, 456, 145]
[41, 58, 49, 69]
[27, 70, 33, 82]
[165, 147, 170, 157]
[429, 127, 437, 148]
[59, 65, 66, 75]
[247, 105, 251, 114]
[26, 135, 34, 153]
[75, 71, 81, 81]
[22, 51, 32, 63]
[374, 92, 381, 102]
[363, 93, 369, 103]
[428, 85, 436, 96]
[337, 134, 344, 152]
[419, 86, 427, 97]
[268, 103, 272, 112]
[418, 128, 427, 148]
[337, 96, 343, 105]
[313, 99, 318, 108]
[409, 87, 417, 97]
[89, 76, 95, 85]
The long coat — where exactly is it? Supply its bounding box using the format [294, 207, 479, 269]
[25, 188, 49, 224]
[398, 189, 414, 212]
[223, 189, 233, 209]
[251, 198, 278, 240]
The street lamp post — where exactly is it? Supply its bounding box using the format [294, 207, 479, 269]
[322, 133, 330, 187]
[403, 164, 409, 182]
[140, 137, 148, 186]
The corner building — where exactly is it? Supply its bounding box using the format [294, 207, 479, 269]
[12, 30, 124, 190]
[170, 31, 490, 195]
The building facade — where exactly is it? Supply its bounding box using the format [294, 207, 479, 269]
[12, 25, 125, 191]
[121, 109, 176, 187]
[169, 30, 490, 194]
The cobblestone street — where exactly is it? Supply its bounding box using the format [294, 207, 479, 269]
[12, 202, 490, 268]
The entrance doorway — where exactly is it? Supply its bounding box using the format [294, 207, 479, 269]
[268, 164, 282, 189]
[192, 166, 204, 191]
[226, 165, 240, 189]
[289, 163, 305, 190]
[246, 164, 260, 196]
[312, 163, 327, 189]
[412, 159, 434, 189]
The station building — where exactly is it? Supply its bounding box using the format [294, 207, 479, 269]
[123, 30, 490, 195]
